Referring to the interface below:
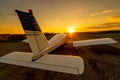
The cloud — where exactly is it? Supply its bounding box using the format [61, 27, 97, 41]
[91, 12, 100, 16]
[88, 22, 120, 29]
[102, 10, 112, 13]
[90, 10, 113, 16]
[102, 22, 120, 28]
[107, 16, 120, 22]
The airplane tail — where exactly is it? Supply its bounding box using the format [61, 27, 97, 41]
[16, 10, 48, 55]
[0, 10, 84, 74]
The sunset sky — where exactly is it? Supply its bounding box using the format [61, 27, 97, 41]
[0, 0, 120, 34]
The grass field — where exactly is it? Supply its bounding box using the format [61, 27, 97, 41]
[0, 33, 120, 80]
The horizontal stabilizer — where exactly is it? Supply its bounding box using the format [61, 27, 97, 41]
[73, 38, 117, 47]
[0, 52, 84, 75]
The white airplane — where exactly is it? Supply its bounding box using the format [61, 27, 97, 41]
[0, 10, 117, 75]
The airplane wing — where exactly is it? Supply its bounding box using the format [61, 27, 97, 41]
[73, 38, 117, 47]
[0, 52, 84, 75]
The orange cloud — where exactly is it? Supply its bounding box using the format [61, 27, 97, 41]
[107, 16, 120, 22]
[88, 22, 120, 29]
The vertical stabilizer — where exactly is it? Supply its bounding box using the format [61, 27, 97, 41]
[16, 10, 48, 55]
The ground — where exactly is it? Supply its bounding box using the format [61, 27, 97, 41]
[0, 34, 120, 80]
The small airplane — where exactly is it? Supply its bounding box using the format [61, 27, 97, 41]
[0, 10, 117, 75]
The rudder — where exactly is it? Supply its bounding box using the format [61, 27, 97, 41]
[16, 10, 48, 55]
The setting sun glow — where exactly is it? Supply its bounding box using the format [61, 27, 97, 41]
[68, 27, 75, 33]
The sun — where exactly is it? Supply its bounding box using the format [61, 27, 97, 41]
[68, 27, 75, 33]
